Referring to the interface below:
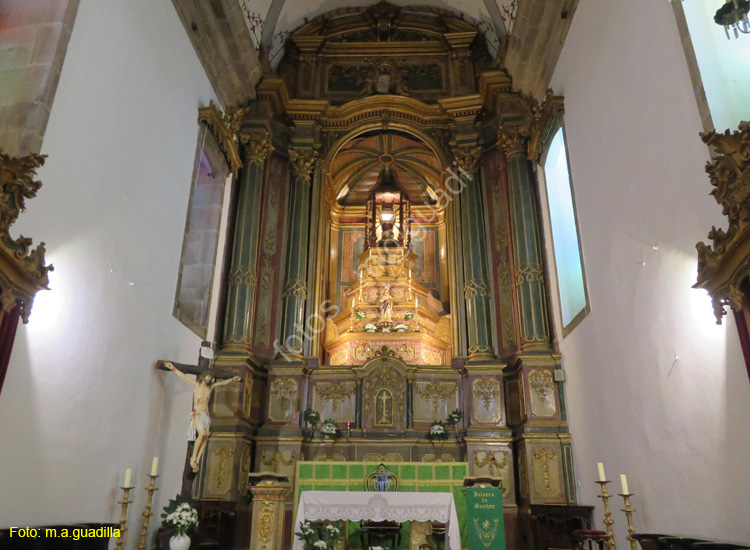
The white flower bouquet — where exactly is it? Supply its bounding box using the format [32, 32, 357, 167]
[393, 323, 408, 332]
[320, 419, 340, 439]
[295, 520, 343, 550]
[161, 496, 199, 536]
[426, 420, 448, 441]
[364, 323, 377, 332]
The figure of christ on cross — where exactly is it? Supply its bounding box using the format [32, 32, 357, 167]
[164, 362, 241, 472]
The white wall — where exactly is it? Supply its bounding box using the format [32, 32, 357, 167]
[0, 0, 217, 537]
[546, 0, 750, 544]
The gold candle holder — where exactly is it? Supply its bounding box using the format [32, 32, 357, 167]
[115, 486, 134, 550]
[596, 481, 617, 550]
[619, 493, 637, 550]
[136, 475, 159, 550]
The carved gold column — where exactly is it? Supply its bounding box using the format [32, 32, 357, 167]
[499, 127, 551, 351]
[454, 146, 495, 361]
[222, 131, 273, 350]
[278, 149, 316, 361]
[248, 477, 291, 550]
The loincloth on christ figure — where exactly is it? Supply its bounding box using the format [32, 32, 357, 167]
[187, 411, 211, 441]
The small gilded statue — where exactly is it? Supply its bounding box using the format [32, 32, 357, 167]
[378, 284, 394, 325]
[165, 362, 241, 472]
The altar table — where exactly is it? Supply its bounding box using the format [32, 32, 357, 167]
[293, 491, 462, 550]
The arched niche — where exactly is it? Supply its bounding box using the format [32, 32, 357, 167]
[356, 354, 412, 434]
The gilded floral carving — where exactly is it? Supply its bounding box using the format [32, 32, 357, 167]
[315, 381, 356, 412]
[415, 381, 456, 413]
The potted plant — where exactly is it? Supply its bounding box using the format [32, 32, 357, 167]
[295, 521, 344, 550]
[393, 323, 408, 332]
[161, 495, 199, 550]
[446, 409, 464, 438]
[303, 409, 321, 438]
[426, 420, 448, 442]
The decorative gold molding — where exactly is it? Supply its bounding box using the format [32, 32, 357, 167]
[0, 149, 53, 322]
[498, 126, 530, 157]
[198, 101, 243, 175]
[695, 122, 750, 322]
[414, 381, 456, 412]
[314, 381, 356, 412]
[473, 378, 500, 410]
[289, 149, 317, 183]
[239, 131, 274, 165]
[452, 146, 482, 174]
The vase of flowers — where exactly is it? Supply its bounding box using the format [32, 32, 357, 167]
[426, 420, 448, 454]
[393, 323, 408, 332]
[364, 323, 377, 333]
[296, 521, 344, 550]
[321, 419, 340, 440]
[161, 495, 199, 550]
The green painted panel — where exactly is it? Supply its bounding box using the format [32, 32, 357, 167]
[314, 464, 331, 479]
[332, 464, 347, 479]
[452, 464, 467, 478]
[349, 464, 364, 479]
[435, 465, 450, 480]
[417, 465, 433, 480]
[400, 465, 415, 480]
[299, 464, 313, 479]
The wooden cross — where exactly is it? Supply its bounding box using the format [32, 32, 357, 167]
[156, 341, 235, 492]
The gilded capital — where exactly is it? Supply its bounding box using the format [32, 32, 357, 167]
[239, 132, 274, 165]
[498, 126, 531, 156]
[452, 146, 482, 174]
[289, 149, 317, 183]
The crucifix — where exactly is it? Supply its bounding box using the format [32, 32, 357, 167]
[156, 341, 240, 492]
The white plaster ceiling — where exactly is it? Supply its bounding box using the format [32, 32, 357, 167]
[240, 0, 518, 65]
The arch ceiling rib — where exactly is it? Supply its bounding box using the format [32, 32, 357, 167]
[331, 131, 441, 206]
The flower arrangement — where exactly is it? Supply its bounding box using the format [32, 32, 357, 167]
[303, 408, 321, 428]
[446, 409, 463, 426]
[295, 521, 344, 550]
[364, 323, 377, 332]
[426, 420, 448, 441]
[393, 323, 408, 332]
[355, 310, 367, 321]
[161, 494, 199, 537]
[320, 419, 340, 439]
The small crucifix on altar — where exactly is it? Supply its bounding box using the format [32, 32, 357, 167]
[156, 341, 240, 487]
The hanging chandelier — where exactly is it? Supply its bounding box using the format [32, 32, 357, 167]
[714, 0, 750, 39]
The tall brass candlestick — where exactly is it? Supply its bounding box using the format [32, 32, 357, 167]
[619, 493, 637, 550]
[596, 481, 616, 550]
[115, 486, 134, 550]
[136, 475, 159, 550]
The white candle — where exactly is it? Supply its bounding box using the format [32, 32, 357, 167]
[150, 457, 159, 476]
[123, 468, 132, 487]
[597, 462, 606, 482]
[415, 297, 418, 310]
[620, 474, 629, 494]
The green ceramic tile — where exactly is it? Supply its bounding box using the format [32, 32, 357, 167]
[332, 464, 347, 479]
[400, 465, 415, 480]
[314, 464, 331, 479]
[299, 464, 313, 479]
[434, 465, 449, 480]
[417, 465, 433, 480]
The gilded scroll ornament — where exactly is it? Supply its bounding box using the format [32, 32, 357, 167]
[258, 500, 275, 550]
[0, 149, 53, 322]
[415, 381, 457, 413]
[528, 368, 556, 418]
[289, 149, 317, 182]
[240, 131, 274, 165]
[198, 101, 244, 175]
[209, 447, 235, 494]
[331, 348, 349, 365]
[270, 378, 297, 410]
[473, 450, 508, 477]
[229, 266, 257, 287]
[473, 378, 500, 410]
[284, 278, 307, 299]
[260, 450, 296, 472]
[452, 146, 482, 174]
[315, 381, 356, 412]
[532, 449, 558, 493]
[498, 126, 530, 156]
[694, 122, 750, 322]
[433, 315, 452, 343]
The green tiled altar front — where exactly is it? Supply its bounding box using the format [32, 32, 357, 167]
[294, 462, 469, 548]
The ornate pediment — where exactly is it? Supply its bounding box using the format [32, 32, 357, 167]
[694, 122, 750, 322]
[0, 150, 53, 322]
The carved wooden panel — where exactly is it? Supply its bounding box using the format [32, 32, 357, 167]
[268, 377, 298, 423]
[312, 380, 356, 423]
[471, 377, 503, 424]
[362, 359, 406, 432]
[413, 380, 458, 422]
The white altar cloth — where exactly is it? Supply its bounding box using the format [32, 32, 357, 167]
[293, 491, 461, 550]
